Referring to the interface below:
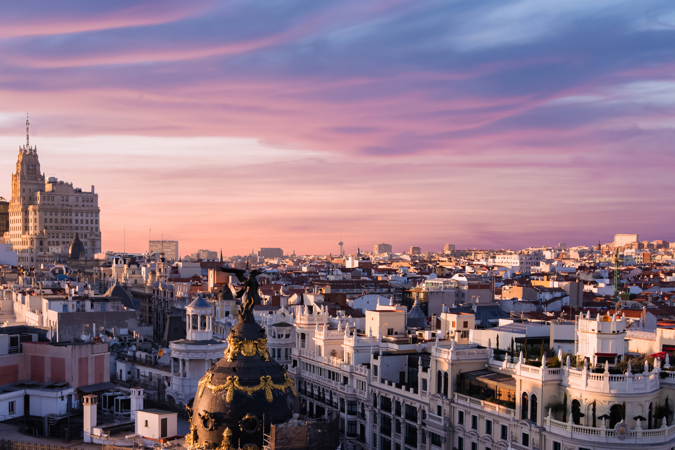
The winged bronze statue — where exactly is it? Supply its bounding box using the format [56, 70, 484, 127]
[221, 266, 264, 322]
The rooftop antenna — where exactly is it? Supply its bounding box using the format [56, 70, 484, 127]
[26, 113, 29, 148]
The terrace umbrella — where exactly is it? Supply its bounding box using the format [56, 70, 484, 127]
[598, 414, 611, 427]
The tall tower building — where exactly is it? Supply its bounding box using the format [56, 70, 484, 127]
[9, 116, 102, 265]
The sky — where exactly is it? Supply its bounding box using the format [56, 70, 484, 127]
[0, 0, 674, 256]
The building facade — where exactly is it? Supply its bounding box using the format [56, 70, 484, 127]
[374, 243, 393, 255]
[9, 120, 101, 265]
[149, 240, 179, 260]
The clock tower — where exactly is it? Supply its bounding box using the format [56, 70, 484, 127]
[8, 115, 102, 266]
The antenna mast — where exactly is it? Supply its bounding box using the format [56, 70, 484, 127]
[26, 113, 29, 147]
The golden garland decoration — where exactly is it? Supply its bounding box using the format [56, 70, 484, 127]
[197, 372, 297, 403]
[185, 424, 202, 450]
[224, 337, 270, 362]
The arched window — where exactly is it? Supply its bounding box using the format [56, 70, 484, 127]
[610, 404, 622, 428]
[437, 370, 442, 394]
[572, 400, 581, 425]
[521, 393, 529, 420]
[443, 372, 449, 397]
[530, 394, 538, 424]
[649, 402, 653, 429]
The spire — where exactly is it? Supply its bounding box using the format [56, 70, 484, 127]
[220, 248, 223, 263]
[26, 113, 29, 148]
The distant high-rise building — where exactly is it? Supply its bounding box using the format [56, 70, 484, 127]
[373, 243, 392, 254]
[443, 244, 456, 253]
[409, 246, 421, 255]
[191, 249, 218, 260]
[149, 240, 179, 260]
[258, 247, 284, 259]
[9, 116, 101, 265]
[614, 234, 639, 247]
[337, 237, 344, 256]
[558, 242, 567, 249]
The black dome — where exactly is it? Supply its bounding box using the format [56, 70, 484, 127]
[68, 233, 86, 259]
[188, 320, 297, 450]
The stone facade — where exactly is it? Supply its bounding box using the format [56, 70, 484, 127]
[8, 125, 101, 265]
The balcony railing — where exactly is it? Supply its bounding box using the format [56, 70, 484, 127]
[454, 393, 515, 420]
[544, 412, 675, 444]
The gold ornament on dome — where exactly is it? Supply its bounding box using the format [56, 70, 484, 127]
[197, 372, 296, 403]
[225, 337, 270, 361]
[217, 427, 235, 450]
[185, 424, 202, 450]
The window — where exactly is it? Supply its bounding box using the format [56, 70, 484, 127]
[464, 321, 468, 328]
[471, 415, 478, 430]
[458, 410, 464, 425]
[437, 405, 442, 416]
[486, 419, 492, 436]
[458, 436, 464, 450]
[347, 421, 357, 437]
[431, 433, 442, 447]
[552, 443, 561, 450]
[500, 425, 508, 440]
[522, 432, 530, 447]
[348, 400, 357, 415]
[8, 401, 15, 415]
[471, 443, 477, 450]
[381, 397, 392, 412]
[422, 379, 427, 391]
[145, 420, 149, 427]
[395, 401, 401, 416]
[405, 404, 417, 422]
[380, 414, 392, 436]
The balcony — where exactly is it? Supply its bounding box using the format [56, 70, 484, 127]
[427, 412, 446, 428]
[454, 393, 515, 420]
[544, 412, 675, 444]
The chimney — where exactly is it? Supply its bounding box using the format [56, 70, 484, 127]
[83, 395, 98, 443]
[130, 388, 144, 422]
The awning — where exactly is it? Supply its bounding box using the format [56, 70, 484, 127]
[77, 382, 117, 395]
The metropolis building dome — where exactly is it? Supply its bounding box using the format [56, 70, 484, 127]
[187, 269, 297, 450]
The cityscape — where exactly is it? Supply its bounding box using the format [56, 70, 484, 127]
[0, 2, 674, 450]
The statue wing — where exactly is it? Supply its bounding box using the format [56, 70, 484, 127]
[221, 267, 247, 283]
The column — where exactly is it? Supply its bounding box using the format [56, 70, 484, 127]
[179, 359, 183, 378]
[171, 358, 174, 375]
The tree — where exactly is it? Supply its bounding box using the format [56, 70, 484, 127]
[592, 400, 597, 428]
[539, 343, 545, 361]
[524, 338, 528, 360]
[511, 337, 515, 361]
[496, 334, 500, 350]
[621, 401, 626, 420]
[563, 392, 568, 423]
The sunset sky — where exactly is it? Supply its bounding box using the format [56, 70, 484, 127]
[0, 0, 674, 256]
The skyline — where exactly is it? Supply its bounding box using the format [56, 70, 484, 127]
[1, 0, 674, 255]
